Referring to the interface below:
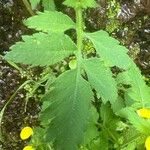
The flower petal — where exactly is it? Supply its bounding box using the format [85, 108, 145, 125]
[137, 108, 150, 119]
[145, 136, 150, 150]
[20, 126, 33, 140]
[23, 145, 34, 150]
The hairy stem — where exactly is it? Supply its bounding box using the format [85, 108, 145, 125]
[76, 5, 83, 70]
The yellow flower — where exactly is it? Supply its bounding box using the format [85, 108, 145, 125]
[145, 136, 150, 150]
[20, 126, 33, 140]
[137, 108, 150, 119]
[23, 145, 34, 150]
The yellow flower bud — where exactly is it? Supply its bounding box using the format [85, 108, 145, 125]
[20, 126, 33, 140]
[23, 145, 34, 150]
[145, 136, 150, 150]
[137, 108, 150, 119]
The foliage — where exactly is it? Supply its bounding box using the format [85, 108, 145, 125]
[29, 0, 55, 10]
[24, 11, 75, 32]
[5, 32, 76, 66]
[29, 0, 40, 9]
[3, 0, 150, 150]
[63, 0, 98, 9]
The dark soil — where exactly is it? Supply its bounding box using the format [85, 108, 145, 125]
[0, 0, 40, 149]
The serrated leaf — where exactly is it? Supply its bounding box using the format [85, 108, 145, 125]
[121, 126, 140, 149]
[29, 0, 40, 9]
[100, 103, 120, 144]
[83, 58, 118, 104]
[100, 103, 118, 126]
[24, 11, 75, 33]
[117, 63, 150, 107]
[83, 106, 99, 146]
[119, 107, 150, 135]
[5, 32, 76, 66]
[111, 97, 125, 113]
[85, 30, 132, 69]
[40, 69, 94, 150]
[89, 132, 108, 150]
[42, 0, 55, 11]
[63, 0, 98, 9]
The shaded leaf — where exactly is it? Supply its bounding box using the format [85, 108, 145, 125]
[42, 0, 55, 11]
[29, 0, 40, 9]
[83, 106, 99, 146]
[117, 63, 150, 107]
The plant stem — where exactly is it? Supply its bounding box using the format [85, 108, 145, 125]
[0, 80, 33, 141]
[22, 0, 35, 16]
[76, 5, 83, 69]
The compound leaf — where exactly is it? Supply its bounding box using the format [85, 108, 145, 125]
[85, 30, 132, 69]
[83, 58, 118, 104]
[5, 32, 76, 66]
[40, 69, 94, 150]
[24, 11, 75, 33]
[63, 0, 98, 8]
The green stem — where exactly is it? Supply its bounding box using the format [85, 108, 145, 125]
[76, 5, 83, 70]
[22, 0, 35, 16]
[0, 80, 33, 141]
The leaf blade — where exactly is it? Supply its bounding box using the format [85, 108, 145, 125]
[42, 0, 55, 11]
[117, 63, 150, 107]
[41, 69, 94, 150]
[24, 11, 75, 33]
[83, 58, 118, 104]
[85, 30, 132, 69]
[5, 32, 76, 66]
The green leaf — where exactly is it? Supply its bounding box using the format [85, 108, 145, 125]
[118, 63, 150, 107]
[42, 0, 55, 11]
[119, 107, 150, 135]
[85, 30, 132, 69]
[5, 32, 76, 66]
[120, 126, 141, 150]
[63, 0, 98, 9]
[83, 106, 99, 146]
[89, 132, 108, 150]
[100, 103, 118, 126]
[83, 58, 118, 104]
[100, 103, 120, 144]
[40, 69, 94, 150]
[29, 0, 40, 9]
[24, 11, 75, 33]
[121, 142, 136, 150]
